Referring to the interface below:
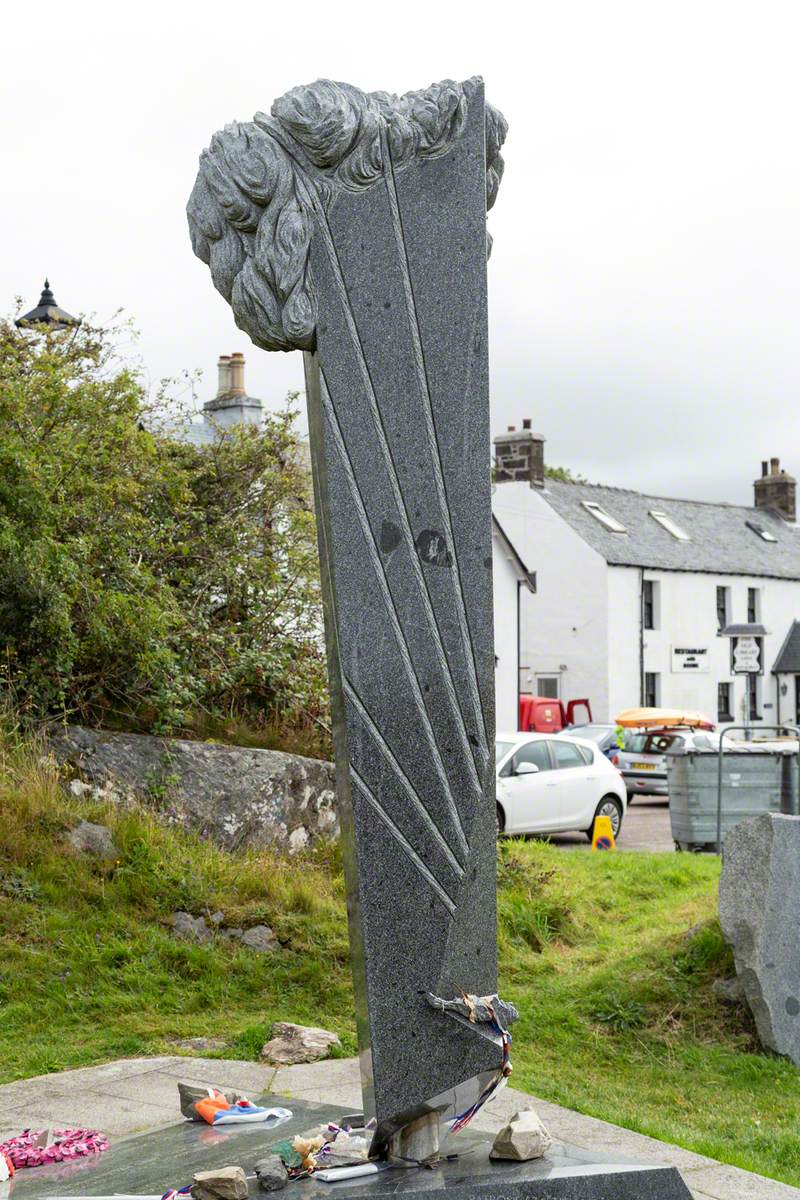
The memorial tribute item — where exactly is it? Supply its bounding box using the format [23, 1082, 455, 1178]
[188, 74, 693, 1198]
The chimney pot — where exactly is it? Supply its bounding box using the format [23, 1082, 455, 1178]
[507, 425, 515, 432]
[217, 355, 233, 398]
[229, 352, 246, 396]
[522, 418, 532, 430]
[761, 461, 768, 477]
[771, 457, 780, 474]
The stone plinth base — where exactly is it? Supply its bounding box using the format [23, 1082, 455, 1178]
[14, 1096, 691, 1198]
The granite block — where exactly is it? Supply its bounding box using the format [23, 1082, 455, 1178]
[719, 813, 800, 1063]
[10, 1096, 693, 1198]
[188, 75, 510, 1151]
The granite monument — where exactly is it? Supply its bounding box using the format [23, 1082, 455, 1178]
[189, 74, 509, 1157]
[188, 75, 693, 1197]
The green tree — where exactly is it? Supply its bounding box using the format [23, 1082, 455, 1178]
[0, 315, 327, 750]
[545, 464, 587, 483]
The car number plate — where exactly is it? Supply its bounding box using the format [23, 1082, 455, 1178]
[633, 762, 655, 770]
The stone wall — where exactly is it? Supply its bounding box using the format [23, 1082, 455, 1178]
[50, 726, 337, 853]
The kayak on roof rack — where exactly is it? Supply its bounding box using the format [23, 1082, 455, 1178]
[614, 707, 716, 731]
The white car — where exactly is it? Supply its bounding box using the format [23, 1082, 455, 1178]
[495, 732, 627, 840]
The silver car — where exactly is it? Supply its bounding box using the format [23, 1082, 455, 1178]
[614, 729, 720, 799]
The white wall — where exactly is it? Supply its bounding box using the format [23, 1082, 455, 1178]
[492, 483, 610, 722]
[492, 531, 520, 733]
[607, 567, 642, 720]
[639, 570, 800, 728]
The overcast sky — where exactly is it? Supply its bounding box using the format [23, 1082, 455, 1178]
[3, 1, 799, 504]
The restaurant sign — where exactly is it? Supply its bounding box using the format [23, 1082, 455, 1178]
[671, 646, 710, 673]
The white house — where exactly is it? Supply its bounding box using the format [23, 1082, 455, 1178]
[491, 421, 800, 732]
[184, 352, 265, 445]
[491, 514, 537, 730]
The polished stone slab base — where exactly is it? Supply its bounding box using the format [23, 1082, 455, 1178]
[11, 1096, 691, 1198]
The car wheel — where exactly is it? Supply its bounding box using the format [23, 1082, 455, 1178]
[496, 803, 506, 835]
[585, 796, 623, 841]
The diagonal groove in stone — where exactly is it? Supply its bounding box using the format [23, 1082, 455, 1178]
[344, 678, 466, 879]
[319, 370, 470, 861]
[255, 118, 486, 815]
[313, 205, 486, 815]
[350, 768, 457, 917]
[381, 127, 490, 759]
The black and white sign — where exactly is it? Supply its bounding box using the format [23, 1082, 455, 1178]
[731, 635, 763, 675]
[671, 646, 709, 673]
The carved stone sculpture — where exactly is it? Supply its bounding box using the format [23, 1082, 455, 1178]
[188, 78, 694, 1196]
[189, 76, 508, 1153]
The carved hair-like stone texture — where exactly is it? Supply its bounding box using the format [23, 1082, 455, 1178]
[187, 77, 507, 353]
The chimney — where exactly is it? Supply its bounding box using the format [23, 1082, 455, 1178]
[493, 419, 545, 487]
[754, 456, 796, 521]
[229, 352, 246, 396]
[216, 355, 232, 398]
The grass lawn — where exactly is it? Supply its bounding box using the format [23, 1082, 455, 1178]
[1, 728, 798, 1186]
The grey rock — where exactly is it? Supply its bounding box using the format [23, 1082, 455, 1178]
[67, 820, 117, 859]
[189, 74, 509, 1155]
[178, 1081, 243, 1120]
[192, 1165, 248, 1200]
[239, 925, 279, 953]
[490, 1110, 552, 1161]
[171, 912, 211, 943]
[49, 726, 336, 853]
[260, 1021, 340, 1065]
[209, 910, 225, 925]
[219, 927, 243, 941]
[712, 976, 746, 1004]
[254, 1157, 289, 1192]
[719, 813, 800, 1064]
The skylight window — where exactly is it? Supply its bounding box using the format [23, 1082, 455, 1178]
[649, 510, 691, 541]
[581, 501, 627, 533]
[746, 519, 778, 543]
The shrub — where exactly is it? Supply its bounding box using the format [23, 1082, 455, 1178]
[0, 315, 328, 746]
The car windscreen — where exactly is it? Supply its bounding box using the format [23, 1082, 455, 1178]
[624, 732, 681, 754]
[688, 733, 718, 751]
[572, 725, 612, 743]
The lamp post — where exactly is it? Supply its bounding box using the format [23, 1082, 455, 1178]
[15, 279, 80, 331]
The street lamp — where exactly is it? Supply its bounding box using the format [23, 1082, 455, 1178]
[15, 279, 80, 331]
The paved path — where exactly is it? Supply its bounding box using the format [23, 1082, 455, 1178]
[0, 1054, 796, 1199]
[548, 795, 676, 852]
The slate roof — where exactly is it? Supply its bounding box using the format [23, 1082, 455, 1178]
[540, 480, 800, 580]
[773, 620, 800, 673]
